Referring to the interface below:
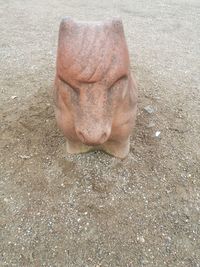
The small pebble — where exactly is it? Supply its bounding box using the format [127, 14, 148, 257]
[155, 131, 161, 137]
[137, 236, 145, 243]
[144, 105, 155, 114]
[147, 122, 155, 128]
[19, 155, 31, 159]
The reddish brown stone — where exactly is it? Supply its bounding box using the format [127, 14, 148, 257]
[54, 17, 137, 158]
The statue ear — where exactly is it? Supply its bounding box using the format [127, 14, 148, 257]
[59, 16, 76, 35]
[111, 17, 125, 34]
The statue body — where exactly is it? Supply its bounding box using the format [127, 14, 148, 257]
[54, 17, 137, 158]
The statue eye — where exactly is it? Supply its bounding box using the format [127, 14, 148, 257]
[110, 75, 128, 89]
[59, 76, 79, 94]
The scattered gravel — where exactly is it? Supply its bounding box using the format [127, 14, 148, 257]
[0, 0, 200, 266]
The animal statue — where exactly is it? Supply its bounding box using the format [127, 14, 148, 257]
[54, 17, 137, 158]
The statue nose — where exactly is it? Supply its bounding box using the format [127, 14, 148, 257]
[76, 129, 110, 146]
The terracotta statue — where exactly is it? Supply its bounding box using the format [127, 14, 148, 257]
[54, 17, 137, 158]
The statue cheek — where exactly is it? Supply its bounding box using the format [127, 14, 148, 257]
[122, 84, 128, 100]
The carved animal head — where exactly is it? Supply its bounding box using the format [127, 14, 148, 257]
[55, 17, 134, 146]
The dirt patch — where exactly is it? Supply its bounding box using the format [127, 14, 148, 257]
[0, 0, 200, 266]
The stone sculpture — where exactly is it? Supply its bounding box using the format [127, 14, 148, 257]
[54, 17, 137, 158]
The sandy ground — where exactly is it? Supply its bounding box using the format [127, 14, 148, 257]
[0, 0, 200, 266]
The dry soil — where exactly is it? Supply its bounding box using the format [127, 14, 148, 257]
[0, 0, 200, 266]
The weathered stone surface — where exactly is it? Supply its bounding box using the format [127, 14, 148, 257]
[54, 17, 137, 158]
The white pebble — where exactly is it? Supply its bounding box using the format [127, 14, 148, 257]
[155, 131, 161, 137]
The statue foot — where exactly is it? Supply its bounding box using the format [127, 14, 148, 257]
[66, 139, 95, 154]
[66, 138, 130, 159]
[102, 138, 130, 159]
